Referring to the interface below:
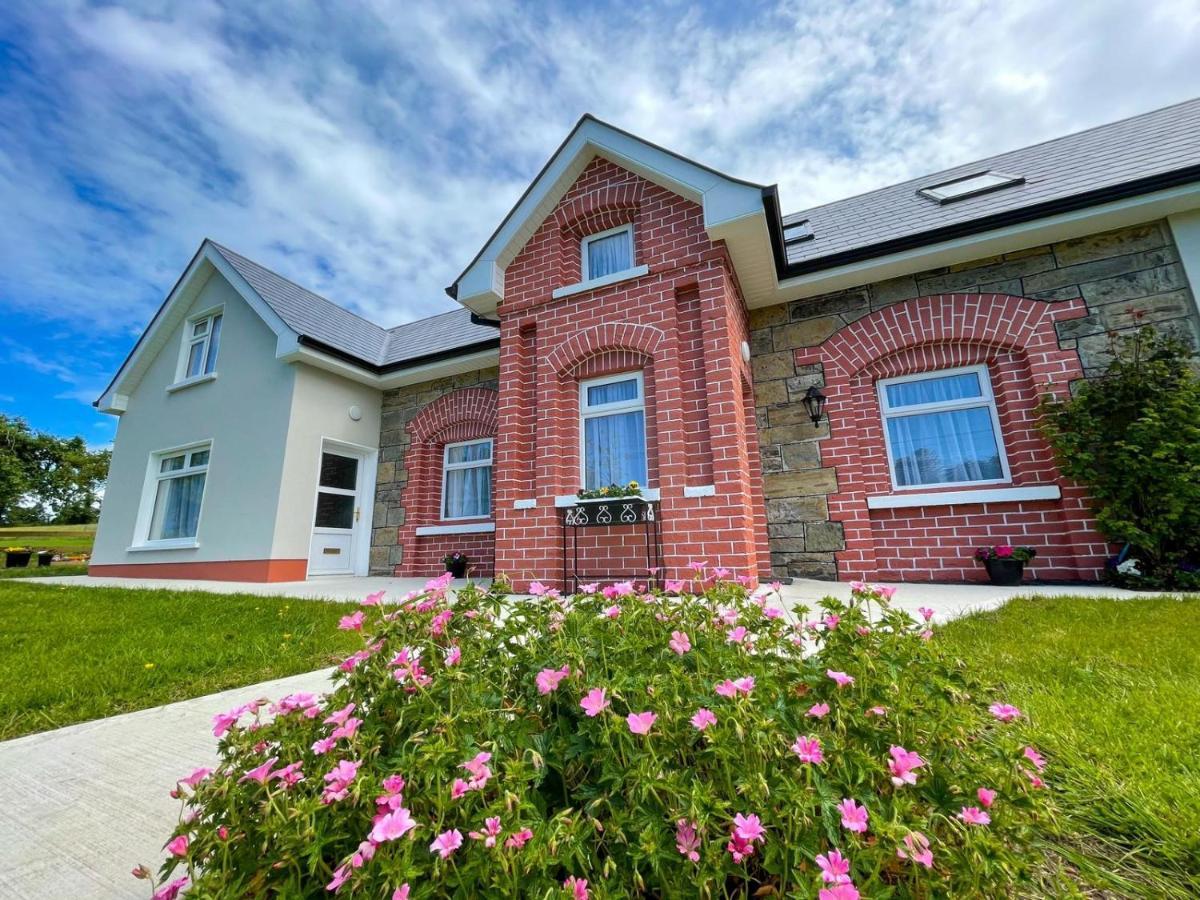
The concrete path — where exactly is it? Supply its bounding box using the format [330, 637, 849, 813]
[0, 669, 334, 900]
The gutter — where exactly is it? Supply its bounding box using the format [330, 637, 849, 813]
[770, 164, 1200, 279]
[295, 335, 501, 376]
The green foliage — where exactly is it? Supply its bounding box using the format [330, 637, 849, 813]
[0, 415, 111, 525]
[155, 578, 1051, 898]
[1040, 327, 1200, 585]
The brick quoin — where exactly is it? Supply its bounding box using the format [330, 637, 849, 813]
[396, 387, 498, 578]
[492, 157, 768, 592]
[794, 293, 1109, 582]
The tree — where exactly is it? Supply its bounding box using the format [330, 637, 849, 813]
[1039, 326, 1200, 585]
[0, 415, 111, 525]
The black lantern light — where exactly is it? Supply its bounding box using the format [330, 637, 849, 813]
[801, 385, 827, 426]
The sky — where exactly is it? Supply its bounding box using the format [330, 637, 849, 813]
[2, 0, 1199, 447]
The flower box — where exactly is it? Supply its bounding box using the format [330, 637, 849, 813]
[4, 550, 31, 569]
[564, 497, 654, 527]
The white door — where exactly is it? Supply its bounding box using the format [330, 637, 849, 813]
[308, 448, 364, 576]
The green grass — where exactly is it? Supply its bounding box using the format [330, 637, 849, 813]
[0, 562, 90, 579]
[940, 595, 1200, 897]
[0, 582, 360, 740]
[0, 522, 96, 555]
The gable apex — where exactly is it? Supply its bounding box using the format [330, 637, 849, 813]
[449, 115, 772, 315]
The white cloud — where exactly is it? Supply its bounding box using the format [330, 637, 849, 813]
[1, 0, 1198, 344]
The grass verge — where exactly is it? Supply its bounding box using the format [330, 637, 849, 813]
[940, 595, 1200, 897]
[0, 582, 360, 739]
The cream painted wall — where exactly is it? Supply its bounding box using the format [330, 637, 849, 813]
[272, 365, 382, 569]
[92, 266, 296, 566]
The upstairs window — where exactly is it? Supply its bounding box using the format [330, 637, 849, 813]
[878, 365, 1010, 490]
[145, 444, 210, 542]
[580, 372, 648, 490]
[917, 171, 1023, 204]
[179, 310, 223, 381]
[581, 225, 633, 280]
[442, 438, 493, 519]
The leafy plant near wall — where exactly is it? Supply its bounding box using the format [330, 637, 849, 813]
[1040, 324, 1200, 588]
[576, 480, 642, 501]
[142, 574, 1052, 898]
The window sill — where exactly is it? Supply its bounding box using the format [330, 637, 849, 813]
[555, 488, 660, 507]
[166, 373, 217, 394]
[125, 539, 200, 552]
[551, 264, 649, 300]
[865, 484, 1061, 510]
[414, 522, 496, 536]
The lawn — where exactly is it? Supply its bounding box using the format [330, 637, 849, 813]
[1, 523, 96, 576]
[940, 595, 1200, 898]
[0, 582, 360, 740]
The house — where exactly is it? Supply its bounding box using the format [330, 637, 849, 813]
[91, 99, 1200, 588]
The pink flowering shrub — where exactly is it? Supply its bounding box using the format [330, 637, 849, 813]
[145, 576, 1050, 898]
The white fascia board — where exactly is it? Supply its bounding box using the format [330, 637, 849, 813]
[754, 181, 1200, 309]
[278, 345, 500, 391]
[455, 117, 766, 316]
[1166, 209, 1200, 319]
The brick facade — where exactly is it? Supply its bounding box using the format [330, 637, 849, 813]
[750, 221, 1200, 581]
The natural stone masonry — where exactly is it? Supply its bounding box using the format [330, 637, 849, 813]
[371, 367, 499, 574]
[750, 221, 1200, 579]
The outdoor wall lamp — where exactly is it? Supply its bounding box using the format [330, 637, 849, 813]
[801, 386, 827, 426]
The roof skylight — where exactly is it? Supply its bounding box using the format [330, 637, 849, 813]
[782, 219, 814, 244]
[918, 171, 1024, 204]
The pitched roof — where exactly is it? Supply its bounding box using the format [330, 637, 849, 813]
[780, 97, 1200, 271]
[208, 242, 497, 369]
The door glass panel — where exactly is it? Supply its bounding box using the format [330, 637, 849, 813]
[314, 492, 355, 529]
[319, 452, 358, 490]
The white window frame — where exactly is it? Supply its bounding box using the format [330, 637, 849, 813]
[580, 224, 634, 281]
[876, 364, 1011, 492]
[130, 440, 212, 550]
[174, 306, 224, 386]
[579, 371, 649, 491]
[441, 438, 494, 521]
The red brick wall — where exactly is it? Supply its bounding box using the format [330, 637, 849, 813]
[492, 157, 768, 591]
[795, 293, 1109, 582]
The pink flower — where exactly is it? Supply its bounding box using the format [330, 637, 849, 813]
[732, 813, 765, 843]
[995, 545, 1014, 558]
[580, 688, 609, 717]
[324, 703, 357, 727]
[819, 883, 860, 900]
[675, 819, 701, 862]
[429, 829, 464, 859]
[816, 848, 851, 883]
[807, 702, 830, 718]
[165, 834, 188, 857]
[837, 798, 869, 833]
[578, 582, 599, 595]
[627, 711, 657, 735]
[536, 665, 570, 694]
[764, 606, 783, 619]
[381, 773, 405, 796]
[691, 708, 717, 730]
[450, 778, 471, 800]
[1023, 746, 1047, 772]
[1025, 770, 1046, 789]
[338, 611, 365, 631]
[688, 560, 708, 572]
[152, 877, 189, 900]
[179, 767, 211, 788]
[393, 886, 411, 900]
[715, 676, 755, 698]
[564, 876, 589, 900]
[715, 680, 738, 698]
[444, 645, 461, 667]
[602, 604, 621, 619]
[664, 579, 686, 594]
[917, 606, 935, 622]
[888, 745, 925, 787]
[822, 614, 840, 630]
[528, 581, 551, 595]
[977, 787, 997, 808]
[217, 826, 228, 840]
[712, 566, 731, 580]
[897, 831, 934, 868]
[790, 735, 824, 764]
[827, 669, 854, 687]
[989, 702, 1022, 722]
[362, 590, 386, 606]
[371, 807, 418, 843]
[239, 756, 278, 785]
[726, 625, 748, 644]
[958, 806, 991, 826]
[879, 585, 897, 599]
[669, 631, 691, 655]
[866, 706, 887, 717]
[505, 828, 533, 849]
[327, 864, 351, 893]
[270, 761, 305, 788]
[468, 816, 503, 848]
[312, 737, 336, 755]
[321, 758, 360, 804]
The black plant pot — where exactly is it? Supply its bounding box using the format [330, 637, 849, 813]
[4, 551, 31, 569]
[446, 561, 468, 578]
[37, 552, 54, 568]
[984, 558, 1026, 586]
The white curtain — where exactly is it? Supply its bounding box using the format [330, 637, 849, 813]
[887, 407, 1002, 486]
[585, 410, 647, 488]
[151, 473, 206, 539]
[885, 371, 980, 407]
[587, 231, 631, 278]
[444, 466, 491, 518]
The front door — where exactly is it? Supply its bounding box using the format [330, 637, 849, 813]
[308, 448, 364, 576]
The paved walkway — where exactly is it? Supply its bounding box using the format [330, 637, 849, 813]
[0, 575, 1160, 898]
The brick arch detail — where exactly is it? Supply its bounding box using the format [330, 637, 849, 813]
[406, 388, 498, 443]
[553, 180, 645, 238]
[546, 322, 665, 376]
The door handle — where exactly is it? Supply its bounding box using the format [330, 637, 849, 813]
[355, 507, 361, 522]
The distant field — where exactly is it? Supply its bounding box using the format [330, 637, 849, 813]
[0, 523, 96, 555]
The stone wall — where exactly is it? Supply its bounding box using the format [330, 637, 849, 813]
[371, 367, 499, 575]
[750, 220, 1200, 580]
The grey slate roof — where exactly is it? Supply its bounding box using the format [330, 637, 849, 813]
[782, 97, 1200, 268]
[209, 242, 497, 369]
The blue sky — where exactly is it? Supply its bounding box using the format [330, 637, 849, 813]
[2, 0, 1199, 446]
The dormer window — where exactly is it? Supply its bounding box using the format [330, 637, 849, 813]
[917, 171, 1024, 204]
[175, 308, 223, 385]
[582, 225, 633, 280]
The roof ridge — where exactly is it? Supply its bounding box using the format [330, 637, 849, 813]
[385, 307, 470, 334]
